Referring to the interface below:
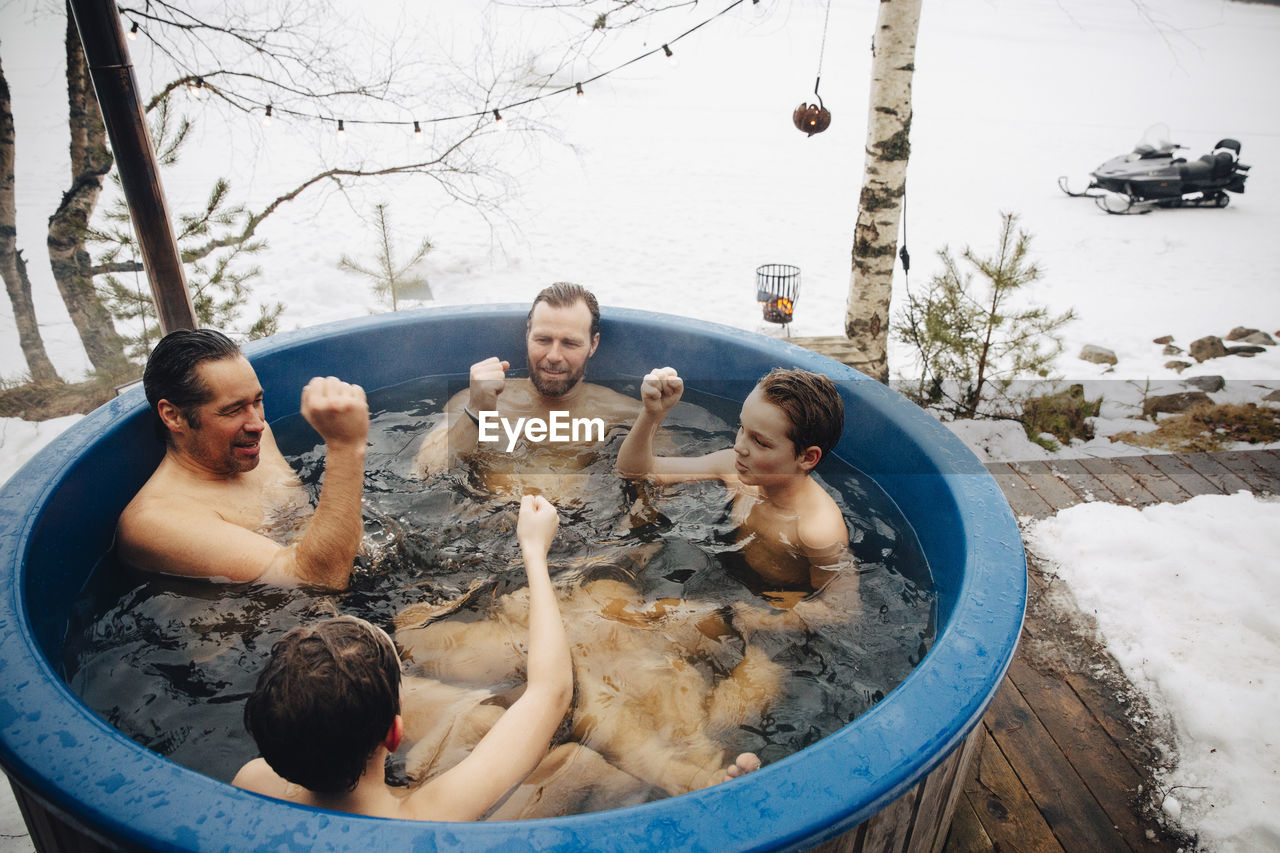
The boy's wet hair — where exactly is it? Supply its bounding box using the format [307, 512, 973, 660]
[142, 328, 242, 442]
[756, 368, 845, 461]
[527, 282, 600, 339]
[244, 616, 402, 795]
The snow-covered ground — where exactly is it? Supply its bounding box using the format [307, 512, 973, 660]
[1, 0, 1278, 850]
[1027, 492, 1280, 853]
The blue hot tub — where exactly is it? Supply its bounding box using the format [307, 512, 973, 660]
[0, 306, 1025, 852]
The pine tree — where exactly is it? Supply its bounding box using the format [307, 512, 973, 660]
[337, 204, 433, 312]
[894, 212, 1075, 419]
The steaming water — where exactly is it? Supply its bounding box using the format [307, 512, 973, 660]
[62, 375, 934, 811]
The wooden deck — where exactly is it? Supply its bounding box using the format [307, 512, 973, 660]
[944, 449, 1280, 853]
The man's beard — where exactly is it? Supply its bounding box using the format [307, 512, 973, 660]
[529, 359, 586, 397]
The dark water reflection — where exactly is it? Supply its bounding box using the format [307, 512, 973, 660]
[63, 375, 935, 802]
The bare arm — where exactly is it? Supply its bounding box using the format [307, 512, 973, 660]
[406, 495, 572, 821]
[264, 377, 368, 589]
[118, 498, 297, 583]
[414, 358, 508, 478]
[617, 367, 733, 484]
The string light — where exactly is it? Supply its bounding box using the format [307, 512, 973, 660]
[163, 0, 755, 137]
[127, 21, 138, 41]
[336, 119, 346, 143]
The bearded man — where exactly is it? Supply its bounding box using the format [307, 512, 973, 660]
[414, 283, 639, 496]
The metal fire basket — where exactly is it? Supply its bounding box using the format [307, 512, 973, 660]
[756, 263, 800, 326]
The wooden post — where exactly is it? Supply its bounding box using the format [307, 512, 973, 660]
[66, 0, 196, 334]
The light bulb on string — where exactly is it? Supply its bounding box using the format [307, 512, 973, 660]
[662, 44, 678, 67]
[575, 82, 586, 105]
[493, 109, 506, 131]
[413, 120, 424, 144]
[336, 119, 346, 144]
[187, 77, 205, 100]
[262, 104, 273, 127]
[127, 21, 138, 41]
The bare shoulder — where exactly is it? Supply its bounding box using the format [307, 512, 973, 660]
[118, 477, 207, 536]
[585, 382, 642, 419]
[796, 481, 848, 552]
[443, 384, 472, 412]
[232, 758, 289, 797]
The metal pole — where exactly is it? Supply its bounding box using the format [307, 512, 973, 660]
[67, 0, 196, 333]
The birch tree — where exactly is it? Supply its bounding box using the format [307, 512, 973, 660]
[48, 14, 131, 377]
[844, 0, 923, 383]
[0, 50, 61, 383]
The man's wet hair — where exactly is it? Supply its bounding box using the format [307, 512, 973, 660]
[528, 282, 600, 339]
[756, 368, 845, 462]
[142, 329, 242, 441]
[244, 616, 402, 795]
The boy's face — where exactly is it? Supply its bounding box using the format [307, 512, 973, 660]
[732, 387, 813, 485]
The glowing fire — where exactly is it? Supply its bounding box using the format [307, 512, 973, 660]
[761, 297, 794, 321]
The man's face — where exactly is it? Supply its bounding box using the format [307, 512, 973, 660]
[526, 300, 599, 397]
[731, 387, 805, 486]
[175, 356, 267, 475]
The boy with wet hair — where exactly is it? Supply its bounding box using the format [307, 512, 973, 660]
[234, 494, 573, 821]
[617, 367, 853, 600]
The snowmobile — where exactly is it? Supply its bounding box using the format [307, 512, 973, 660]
[1059, 123, 1250, 214]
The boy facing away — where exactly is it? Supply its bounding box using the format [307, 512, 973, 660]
[617, 367, 857, 618]
[232, 494, 572, 821]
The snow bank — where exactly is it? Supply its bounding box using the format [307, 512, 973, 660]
[1026, 493, 1280, 853]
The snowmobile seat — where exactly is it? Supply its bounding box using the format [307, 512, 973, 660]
[1180, 157, 1213, 182]
[1210, 151, 1236, 179]
[1213, 139, 1242, 156]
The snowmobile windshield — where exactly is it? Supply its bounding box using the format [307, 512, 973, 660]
[1134, 123, 1175, 156]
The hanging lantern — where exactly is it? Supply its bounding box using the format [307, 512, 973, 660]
[793, 101, 831, 137]
[794, 0, 835, 138]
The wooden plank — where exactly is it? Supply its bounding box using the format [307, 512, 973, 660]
[1044, 459, 1118, 504]
[1010, 461, 1083, 513]
[1246, 449, 1280, 478]
[807, 823, 866, 853]
[1143, 453, 1225, 498]
[1210, 450, 1280, 495]
[1075, 458, 1161, 508]
[985, 462, 1055, 519]
[861, 785, 919, 853]
[1006, 658, 1171, 852]
[984, 679, 1129, 853]
[966, 726, 1066, 853]
[1106, 456, 1192, 504]
[1061, 670, 1168, 779]
[941, 795, 995, 853]
[1176, 452, 1253, 494]
[917, 725, 984, 853]
[788, 337, 864, 367]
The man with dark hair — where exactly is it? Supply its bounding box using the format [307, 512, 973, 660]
[414, 283, 639, 493]
[234, 495, 575, 822]
[617, 366, 853, 600]
[117, 329, 369, 589]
